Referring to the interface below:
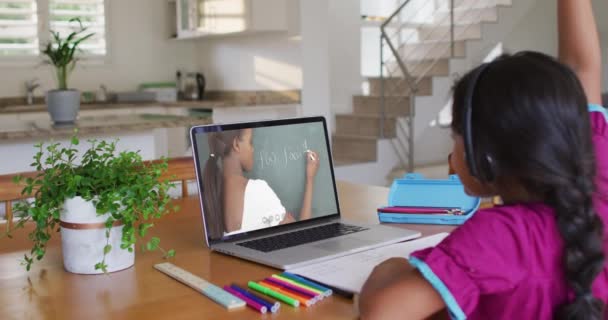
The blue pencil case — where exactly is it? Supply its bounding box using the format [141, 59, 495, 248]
[378, 173, 481, 225]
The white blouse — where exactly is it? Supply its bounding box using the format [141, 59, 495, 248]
[224, 179, 286, 236]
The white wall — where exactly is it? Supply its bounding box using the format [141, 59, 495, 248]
[299, 0, 332, 125]
[328, 0, 362, 115]
[503, 0, 608, 92]
[360, 0, 398, 18]
[195, 33, 302, 91]
[300, 0, 362, 133]
[195, 0, 362, 134]
[0, 0, 197, 98]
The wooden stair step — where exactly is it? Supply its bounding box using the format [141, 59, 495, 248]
[433, 6, 498, 25]
[385, 59, 450, 78]
[435, 0, 511, 9]
[361, 0, 508, 28]
[333, 158, 373, 166]
[332, 134, 378, 163]
[417, 24, 482, 41]
[367, 76, 432, 97]
[393, 7, 497, 28]
[335, 114, 398, 138]
[401, 40, 466, 60]
[352, 95, 411, 117]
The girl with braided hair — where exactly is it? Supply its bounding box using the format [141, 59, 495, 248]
[359, 0, 608, 319]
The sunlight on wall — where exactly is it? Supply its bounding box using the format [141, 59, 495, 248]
[254, 56, 302, 90]
[199, 0, 246, 33]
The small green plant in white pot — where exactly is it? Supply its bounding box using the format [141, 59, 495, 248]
[42, 18, 93, 125]
[5, 134, 178, 274]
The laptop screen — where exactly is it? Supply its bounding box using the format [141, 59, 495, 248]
[191, 117, 340, 242]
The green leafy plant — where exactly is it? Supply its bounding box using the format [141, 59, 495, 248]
[41, 17, 94, 90]
[3, 134, 178, 272]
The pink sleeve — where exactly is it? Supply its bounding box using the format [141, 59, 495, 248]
[590, 111, 608, 196]
[410, 209, 528, 317]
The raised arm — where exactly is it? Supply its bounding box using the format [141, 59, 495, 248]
[279, 150, 319, 224]
[298, 150, 319, 220]
[558, 0, 602, 104]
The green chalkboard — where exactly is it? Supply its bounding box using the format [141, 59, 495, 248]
[248, 122, 337, 219]
[194, 122, 338, 220]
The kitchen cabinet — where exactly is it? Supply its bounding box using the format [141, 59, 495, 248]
[174, 0, 288, 39]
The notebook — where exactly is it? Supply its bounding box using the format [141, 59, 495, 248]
[286, 233, 450, 293]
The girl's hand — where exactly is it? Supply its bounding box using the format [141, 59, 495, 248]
[306, 150, 320, 180]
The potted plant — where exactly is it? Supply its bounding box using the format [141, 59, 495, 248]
[6, 134, 178, 274]
[42, 18, 94, 125]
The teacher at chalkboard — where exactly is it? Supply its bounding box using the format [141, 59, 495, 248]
[202, 128, 320, 239]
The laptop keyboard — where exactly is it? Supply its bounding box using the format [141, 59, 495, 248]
[236, 223, 368, 253]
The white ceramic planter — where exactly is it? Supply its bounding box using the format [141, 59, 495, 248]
[60, 197, 134, 274]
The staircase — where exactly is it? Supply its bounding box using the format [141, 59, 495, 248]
[332, 0, 537, 185]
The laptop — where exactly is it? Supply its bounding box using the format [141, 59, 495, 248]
[190, 116, 420, 270]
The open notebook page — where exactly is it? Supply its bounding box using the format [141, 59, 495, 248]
[286, 232, 449, 294]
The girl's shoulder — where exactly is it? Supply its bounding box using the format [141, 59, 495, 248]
[244, 179, 285, 213]
[589, 105, 608, 199]
[589, 104, 608, 136]
[423, 203, 561, 271]
[245, 179, 280, 198]
[409, 203, 559, 317]
[468, 202, 554, 225]
[447, 202, 556, 246]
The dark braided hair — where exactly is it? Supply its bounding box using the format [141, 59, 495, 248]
[451, 51, 605, 319]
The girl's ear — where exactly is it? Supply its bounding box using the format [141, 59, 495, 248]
[232, 136, 241, 153]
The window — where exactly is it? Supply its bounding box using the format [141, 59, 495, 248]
[0, 0, 39, 56]
[49, 0, 106, 55]
[0, 0, 106, 58]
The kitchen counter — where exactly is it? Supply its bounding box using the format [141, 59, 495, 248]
[0, 90, 301, 114]
[0, 90, 302, 175]
[0, 113, 211, 141]
[0, 101, 221, 114]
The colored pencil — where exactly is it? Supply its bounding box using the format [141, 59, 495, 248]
[266, 276, 319, 299]
[271, 274, 325, 298]
[224, 286, 267, 314]
[230, 284, 280, 313]
[293, 273, 354, 298]
[281, 272, 333, 297]
[377, 206, 464, 215]
[248, 281, 300, 307]
[259, 280, 314, 307]
[272, 274, 325, 296]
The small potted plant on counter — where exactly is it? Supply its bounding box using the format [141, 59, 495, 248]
[6, 134, 178, 274]
[42, 18, 94, 126]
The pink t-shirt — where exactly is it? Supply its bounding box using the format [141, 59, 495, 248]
[410, 108, 608, 319]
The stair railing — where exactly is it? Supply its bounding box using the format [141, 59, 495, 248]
[380, 0, 494, 173]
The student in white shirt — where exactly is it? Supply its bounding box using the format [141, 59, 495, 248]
[202, 128, 320, 239]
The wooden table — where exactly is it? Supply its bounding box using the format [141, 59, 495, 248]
[0, 181, 455, 320]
